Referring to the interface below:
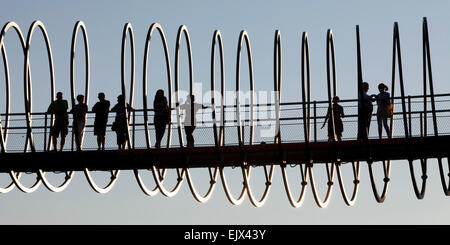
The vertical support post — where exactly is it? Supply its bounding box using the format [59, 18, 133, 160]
[132, 110, 136, 148]
[408, 96, 412, 137]
[44, 112, 48, 152]
[313, 100, 317, 142]
[420, 112, 423, 137]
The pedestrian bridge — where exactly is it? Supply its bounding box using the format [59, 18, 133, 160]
[1, 17, 450, 208]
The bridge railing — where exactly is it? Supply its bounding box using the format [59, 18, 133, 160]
[1, 93, 450, 152]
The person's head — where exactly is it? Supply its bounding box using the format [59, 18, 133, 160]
[98, 92, 105, 101]
[333, 96, 340, 104]
[117, 94, 124, 103]
[378, 83, 388, 93]
[56, 92, 63, 101]
[76, 94, 84, 104]
[156, 89, 164, 97]
[155, 89, 165, 101]
[186, 95, 195, 103]
[362, 82, 369, 93]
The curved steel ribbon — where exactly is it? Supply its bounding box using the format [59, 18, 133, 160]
[235, 30, 274, 207]
[143, 23, 184, 198]
[210, 30, 248, 205]
[138, 22, 176, 197]
[24, 20, 74, 192]
[0, 43, 9, 153]
[0, 22, 41, 193]
[68, 21, 118, 194]
[70, 20, 89, 150]
[307, 29, 336, 208]
[121, 22, 135, 150]
[281, 31, 311, 208]
[174, 25, 219, 203]
[358, 23, 395, 203]
[407, 17, 434, 199]
[333, 27, 361, 206]
[0, 28, 16, 194]
[421, 17, 450, 197]
[336, 161, 360, 206]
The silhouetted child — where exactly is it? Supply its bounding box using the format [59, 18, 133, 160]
[321, 96, 345, 142]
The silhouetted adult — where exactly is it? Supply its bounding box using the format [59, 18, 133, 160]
[321, 96, 345, 142]
[153, 89, 170, 148]
[357, 82, 374, 141]
[47, 92, 69, 152]
[111, 94, 133, 150]
[375, 83, 391, 139]
[92, 92, 110, 150]
[71, 94, 88, 151]
[180, 95, 208, 148]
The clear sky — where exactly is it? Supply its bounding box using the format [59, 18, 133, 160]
[1, 0, 450, 225]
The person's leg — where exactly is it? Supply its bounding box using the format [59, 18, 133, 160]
[79, 121, 85, 150]
[383, 116, 390, 138]
[377, 115, 383, 139]
[52, 135, 58, 151]
[51, 125, 59, 151]
[60, 136, 65, 152]
[96, 135, 101, 150]
[101, 135, 105, 150]
[185, 126, 195, 147]
[74, 122, 81, 151]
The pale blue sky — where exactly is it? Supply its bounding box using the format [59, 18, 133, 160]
[1, 0, 450, 224]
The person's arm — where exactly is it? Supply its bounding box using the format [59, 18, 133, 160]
[321, 108, 330, 129]
[92, 103, 98, 113]
[47, 103, 53, 113]
[126, 103, 134, 111]
[110, 104, 118, 112]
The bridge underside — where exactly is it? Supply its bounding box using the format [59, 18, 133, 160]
[1, 136, 449, 173]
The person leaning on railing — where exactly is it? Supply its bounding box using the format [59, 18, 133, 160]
[92, 92, 110, 150]
[111, 94, 133, 150]
[70, 94, 88, 151]
[47, 92, 69, 152]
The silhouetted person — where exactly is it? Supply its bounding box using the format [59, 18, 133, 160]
[71, 94, 88, 151]
[321, 96, 345, 142]
[47, 92, 69, 151]
[92, 92, 110, 150]
[357, 82, 374, 141]
[375, 83, 391, 139]
[180, 95, 208, 148]
[111, 94, 133, 150]
[153, 89, 170, 148]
